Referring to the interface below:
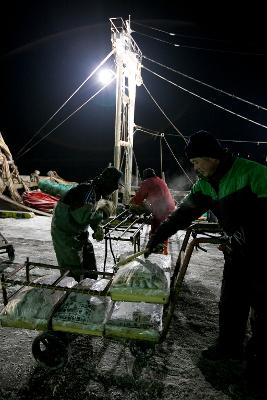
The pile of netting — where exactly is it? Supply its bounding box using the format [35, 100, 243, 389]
[22, 191, 59, 213]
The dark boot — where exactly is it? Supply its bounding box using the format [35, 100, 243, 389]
[82, 239, 97, 280]
[229, 363, 267, 400]
[202, 342, 244, 361]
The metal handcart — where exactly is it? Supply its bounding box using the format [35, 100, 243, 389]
[0, 221, 225, 370]
[0, 232, 15, 261]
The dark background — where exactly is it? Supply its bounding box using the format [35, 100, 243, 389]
[1, 1, 267, 186]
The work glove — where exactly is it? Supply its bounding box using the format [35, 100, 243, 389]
[95, 199, 115, 219]
[116, 203, 126, 214]
[144, 243, 164, 258]
[92, 225, 104, 241]
[143, 233, 157, 259]
[218, 229, 246, 257]
[144, 246, 152, 259]
[217, 234, 232, 254]
[129, 203, 149, 215]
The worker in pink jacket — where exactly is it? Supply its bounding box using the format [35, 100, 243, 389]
[130, 168, 176, 253]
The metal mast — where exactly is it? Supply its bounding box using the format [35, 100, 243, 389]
[110, 17, 142, 206]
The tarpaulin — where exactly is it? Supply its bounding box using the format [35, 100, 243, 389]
[22, 190, 59, 213]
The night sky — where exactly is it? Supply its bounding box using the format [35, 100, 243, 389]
[1, 1, 267, 185]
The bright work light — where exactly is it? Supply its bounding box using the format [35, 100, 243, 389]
[98, 69, 115, 84]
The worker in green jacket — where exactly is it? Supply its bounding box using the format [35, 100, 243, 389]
[51, 166, 123, 281]
[144, 131, 267, 397]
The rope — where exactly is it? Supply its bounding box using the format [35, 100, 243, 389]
[219, 139, 267, 144]
[142, 65, 267, 130]
[163, 137, 193, 184]
[143, 55, 267, 112]
[120, 150, 125, 171]
[132, 149, 141, 182]
[16, 49, 115, 157]
[164, 133, 267, 144]
[131, 21, 238, 44]
[134, 125, 165, 137]
[133, 125, 193, 184]
[160, 136, 163, 177]
[16, 78, 115, 160]
[0, 154, 22, 202]
[142, 82, 188, 143]
[133, 30, 267, 56]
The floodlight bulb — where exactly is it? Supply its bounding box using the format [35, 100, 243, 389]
[98, 69, 115, 84]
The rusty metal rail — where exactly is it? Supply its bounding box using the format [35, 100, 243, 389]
[0, 259, 113, 306]
[160, 222, 225, 342]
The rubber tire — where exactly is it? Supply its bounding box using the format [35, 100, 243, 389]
[7, 245, 15, 262]
[129, 341, 155, 360]
[32, 332, 70, 370]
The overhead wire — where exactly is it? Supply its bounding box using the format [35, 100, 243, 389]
[138, 123, 267, 145]
[131, 25, 267, 135]
[160, 136, 163, 177]
[131, 21, 266, 46]
[142, 81, 188, 143]
[143, 55, 267, 112]
[14, 21, 266, 183]
[131, 21, 178, 38]
[142, 65, 267, 130]
[134, 125, 164, 137]
[132, 30, 267, 56]
[15, 78, 116, 160]
[165, 133, 267, 145]
[119, 150, 126, 171]
[163, 137, 193, 184]
[134, 125, 193, 183]
[220, 139, 267, 144]
[16, 49, 115, 157]
[133, 126, 163, 177]
[132, 149, 141, 182]
[132, 22, 267, 152]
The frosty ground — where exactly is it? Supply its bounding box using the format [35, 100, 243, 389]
[0, 216, 246, 400]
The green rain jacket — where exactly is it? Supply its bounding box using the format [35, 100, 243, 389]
[51, 200, 103, 270]
[149, 153, 267, 258]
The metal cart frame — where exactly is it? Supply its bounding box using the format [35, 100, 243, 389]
[102, 209, 151, 269]
[0, 232, 15, 261]
[0, 221, 225, 368]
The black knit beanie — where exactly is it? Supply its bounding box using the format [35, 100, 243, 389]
[95, 166, 124, 198]
[185, 131, 225, 160]
[99, 167, 124, 186]
[143, 168, 156, 179]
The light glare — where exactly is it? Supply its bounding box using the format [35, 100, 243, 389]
[98, 69, 115, 84]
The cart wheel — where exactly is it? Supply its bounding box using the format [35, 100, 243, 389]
[7, 245, 15, 262]
[129, 341, 155, 360]
[32, 332, 70, 370]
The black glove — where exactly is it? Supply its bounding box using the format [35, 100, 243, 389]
[95, 199, 115, 219]
[143, 234, 157, 259]
[144, 246, 152, 259]
[129, 204, 147, 215]
[219, 229, 246, 257]
[218, 237, 232, 254]
[92, 226, 104, 241]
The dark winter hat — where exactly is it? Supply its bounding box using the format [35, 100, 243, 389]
[63, 183, 95, 207]
[100, 166, 124, 185]
[97, 166, 124, 196]
[143, 168, 156, 179]
[185, 130, 225, 160]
